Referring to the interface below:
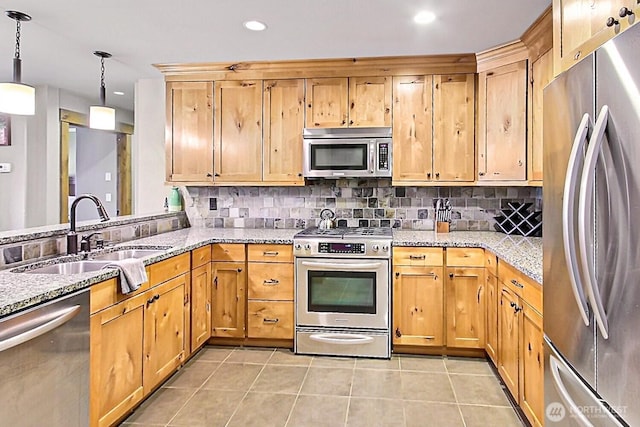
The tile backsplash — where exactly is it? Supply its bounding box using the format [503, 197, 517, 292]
[185, 180, 542, 231]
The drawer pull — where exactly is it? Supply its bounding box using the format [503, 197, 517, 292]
[263, 251, 279, 256]
[263, 318, 279, 324]
[263, 279, 280, 286]
[424, 336, 436, 340]
[409, 254, 426, 260]
[511, 279, 524, 289]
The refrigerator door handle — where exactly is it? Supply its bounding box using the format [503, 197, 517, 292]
[562, 113, 592, 326]
[549, 354, 597, 427]
[578, 105, 610, 340]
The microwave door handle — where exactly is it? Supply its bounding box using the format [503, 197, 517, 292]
[301, 261, 383, 270]
[562, 113, 591, 326]
[370, 146, 375, 174]
[578, 105, 610, 340]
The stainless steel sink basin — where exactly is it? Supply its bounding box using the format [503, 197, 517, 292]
[91, 249, 166, 261]
[25, 260, 112, 274]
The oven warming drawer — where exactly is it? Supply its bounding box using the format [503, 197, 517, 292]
[296, 328, 390, 359]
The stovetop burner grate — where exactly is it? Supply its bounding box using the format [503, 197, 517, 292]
[294, 227, 392, 239]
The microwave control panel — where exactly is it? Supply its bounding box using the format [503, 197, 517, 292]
[378, 143, 390, 171]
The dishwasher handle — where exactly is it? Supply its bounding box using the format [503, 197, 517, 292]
[0, 305, 81, 353]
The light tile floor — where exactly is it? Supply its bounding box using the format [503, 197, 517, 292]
[120, 347, 524, 427]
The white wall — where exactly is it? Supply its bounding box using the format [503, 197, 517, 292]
[133, 78, 169, 214]
[0, 116, 28, 231]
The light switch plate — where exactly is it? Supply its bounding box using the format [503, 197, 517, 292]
[105, 193, 112, 202]
[105, 172, 111, 181]
[0, 163, 12, 173]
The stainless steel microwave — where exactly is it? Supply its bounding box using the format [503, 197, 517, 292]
[302, 127, 392, 178]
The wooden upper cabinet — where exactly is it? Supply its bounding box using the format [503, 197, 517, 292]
[305, 78, 349, 128]
[477, 60, 527, 181]
[165, 81, 213, 183]
[392, 76, 433, 182]
[348, 76, 392, 127]
[213, 80, 263, 182]
[263, 79, 304, 184]
[433, 74, 475, 182]
[528, 49, 553, 183]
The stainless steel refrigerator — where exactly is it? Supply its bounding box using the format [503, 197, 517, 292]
[543, 22, 640, 427]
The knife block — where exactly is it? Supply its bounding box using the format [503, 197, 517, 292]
[436, 221, 450, 233]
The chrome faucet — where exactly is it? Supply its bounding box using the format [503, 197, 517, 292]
[67, 194, 110, 255]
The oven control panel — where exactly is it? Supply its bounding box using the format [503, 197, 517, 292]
[318, 242, 365, 254]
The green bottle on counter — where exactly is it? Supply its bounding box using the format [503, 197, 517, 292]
[168, 187, 182, 212]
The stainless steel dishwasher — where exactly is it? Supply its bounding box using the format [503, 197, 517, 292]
[0, 289, 89, 427]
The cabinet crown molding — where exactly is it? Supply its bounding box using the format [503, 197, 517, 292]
[476, 40, 528, 73]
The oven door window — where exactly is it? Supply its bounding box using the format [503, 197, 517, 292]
[310, 143, 368, 171]
[307, 271, 376, 314]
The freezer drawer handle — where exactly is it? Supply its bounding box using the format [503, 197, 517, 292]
[0, 305, 81, 353]
[562, 113, 592, 326]
[309, 333, 375, 345]
[578, 105, 610, 339]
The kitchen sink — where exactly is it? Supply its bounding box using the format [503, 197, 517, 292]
[24, 260, 112, 275]
[91, 248, 166, 261]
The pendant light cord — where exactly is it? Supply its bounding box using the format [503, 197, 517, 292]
[99, 56, 106, 105]
[14, 19, 21, 59]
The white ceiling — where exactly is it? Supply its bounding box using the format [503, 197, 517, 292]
[0, 0, 550, 112]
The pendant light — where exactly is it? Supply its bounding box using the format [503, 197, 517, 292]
[89, 51, 115, 130]
[0, 11, 35, 116]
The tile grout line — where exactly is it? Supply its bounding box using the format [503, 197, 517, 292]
[163, 346, 235, 427]
[343, 359, 358, 427]
[398, 356, 408, 427]
[443, 355, 468, 427]
[224, 347, 278, 427]
[283, 355, 313, 427]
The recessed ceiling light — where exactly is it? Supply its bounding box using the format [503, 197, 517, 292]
[244, 20, 267, 31]
[414, 11, 436, 25]
[113, 91, 125, 96]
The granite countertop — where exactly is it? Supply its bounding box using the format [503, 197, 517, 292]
[0, 228, 541, 319]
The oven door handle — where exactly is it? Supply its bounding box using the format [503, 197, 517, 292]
[309, 333, 375, 345]
[300, 261, 384, 270]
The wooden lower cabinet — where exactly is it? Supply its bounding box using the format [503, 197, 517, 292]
[445, 267, 485, 349]
[211, 261, 246, 337]
[393, 265, 444, 346]
[143, 275, 187, 394]
[498, 284, 521, 401]
[485, 272, 499, 364]
[520, 303, 544, 427]
[247, 301, 294, 339]
[90, 291, 146, 427]
[190, 262, 212, 351]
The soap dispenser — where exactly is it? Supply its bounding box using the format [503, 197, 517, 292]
[168, 187, 182, 212]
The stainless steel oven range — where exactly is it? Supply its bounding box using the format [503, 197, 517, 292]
[293, 227, 392, 359]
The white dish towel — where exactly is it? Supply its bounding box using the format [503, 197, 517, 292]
[101, 258, 148, 294]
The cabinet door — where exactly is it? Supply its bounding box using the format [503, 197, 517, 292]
[348, 76, 392, 127]
[143, 275, 186, 394]
[166, 82, 213, 182]
[191, 263, 212, 351]
[498, 285, 520, 401]
[212, 261, 246, 338]
[445, 267, 486, 349]
[528, 49, 553, 183]
[520, 304, 544, 427]
[478, 61, 527, 181]
[485, 273, 499, 365]
[263, 79, 304, 184]
[433, 74, 475, 182]
[90, 293, 146, 427]
[213, 80, 263, 182]
[305, 78, 349, 128]
[392, 76, 433, 183]
[393, 265, 444, 347]
[556, 0, 592, 61]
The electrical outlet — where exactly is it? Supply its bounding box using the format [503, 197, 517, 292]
[0, 163, 12, 173]
[209, 198, 217, 210]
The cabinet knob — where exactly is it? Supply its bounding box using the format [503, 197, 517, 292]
[478, 172, 485, 176]
[206, 173, 213, 178]
[435, 172, 440, 179]
[395, 327, 402, 338]
[395, 272, 400, 278]
[237, 268, 243, 273]
[606, 16, 619, 27]
[427, 173, 431, 179]
[619, 6, 634, 17]
[214, 173, 220, 177]
[449, 273, 454, 279]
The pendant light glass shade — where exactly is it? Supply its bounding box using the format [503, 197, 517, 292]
[0, 82, 35, 115]
[1, 11, 35, 116]
[89, 105, 115, 130]
[89, 51, 115, 130]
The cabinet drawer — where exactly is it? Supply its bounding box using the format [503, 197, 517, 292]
[485, 251, 497, 276]
[247, 301, 294, 339]
[191, 245, 212, 269]
[247, 244, 293, 263]
[248, 262, 294, 300]
[498, 260, 525, 298]
[212, 243, 245, 262]
[446, 248, 484, 267]
[393, 247, 443, 266]
[90, 277, 150, 314]
[148, 252, 190, 287]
